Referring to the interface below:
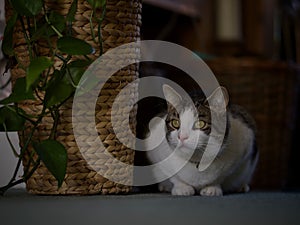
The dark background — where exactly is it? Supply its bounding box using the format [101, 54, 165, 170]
[137, 0, 300, 190]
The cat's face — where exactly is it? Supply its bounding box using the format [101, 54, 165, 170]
[163, 85, 228, 160]
[165, 99, 211, 157]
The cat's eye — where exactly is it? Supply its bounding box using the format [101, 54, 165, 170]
[170, 119, 180, 129]
[194, 120, 207, 129]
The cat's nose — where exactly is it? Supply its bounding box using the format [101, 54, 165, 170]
[178, 133, 189, 142]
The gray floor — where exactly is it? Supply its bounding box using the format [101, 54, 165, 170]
[1, 189, 300, 225]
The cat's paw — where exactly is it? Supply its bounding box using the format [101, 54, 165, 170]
[238, 184, 250, 193]
[171, 184, 195, 196]
[158, 181, 172, 193]
[200, 185, 223, 196]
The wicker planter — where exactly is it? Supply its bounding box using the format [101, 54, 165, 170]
[5, 0, 141, 195]
[207, 57, 300, 189]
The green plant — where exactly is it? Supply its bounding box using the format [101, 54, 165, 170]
[0, 0, 106, 195]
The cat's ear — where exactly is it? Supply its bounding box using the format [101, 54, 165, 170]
[205, 86, 229, 111]
[163, 84, 182, 107]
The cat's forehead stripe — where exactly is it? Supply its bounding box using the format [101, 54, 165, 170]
[183, 107, 197, 118]
[181, 106, 198, 119]
[180, 109, 200, 133]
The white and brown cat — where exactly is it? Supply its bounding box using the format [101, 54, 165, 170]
[145, 85, 258, 196]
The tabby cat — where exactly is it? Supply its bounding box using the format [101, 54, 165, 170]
[145, 85, 258, 196]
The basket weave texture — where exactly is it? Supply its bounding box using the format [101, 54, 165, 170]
[5, 0, 142, 194]
[207, 57, 299, 189]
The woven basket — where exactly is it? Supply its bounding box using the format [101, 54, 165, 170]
[5, 0, 141, 194]
[206, 57, 299, 189]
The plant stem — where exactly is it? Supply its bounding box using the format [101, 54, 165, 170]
[23, 150, 35, 176]
[5, 105, 36, 125]
[98, 2, 107, 56]
[89, 10, 96, 43]
[0, 158, 41, 196]
[89, 2, 106, 55]
[3, 123, 20, 157]
[8, 127, 35, 185]
[66, 67, 77, 88]
[44, 13, 63, 38]
[41, 66, 52, 89]
[34, 89, 44, 102]
[19, 17, 33, 60]
[9, 155, 22, 184]
[0, 178, 24, 196]
[26, 16, 38, 57]
[0, 106, 46, 195]
[18, 106, 46, 161]
[49, 108, 60, 140]
[13, 54, 26, 71]
[55, 53, 67, 63]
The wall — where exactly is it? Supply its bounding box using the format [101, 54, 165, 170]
[0, 0, 24, 188]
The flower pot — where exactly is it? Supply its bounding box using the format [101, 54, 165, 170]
[5, 0, 141, 195]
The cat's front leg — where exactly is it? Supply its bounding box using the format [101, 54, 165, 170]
[169, 177, 195, 196]
[200, 185, 223, 196]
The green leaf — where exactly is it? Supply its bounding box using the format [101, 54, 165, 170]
[44, 70, 74, 108]
[87, 0, 106, 9]
[11, 0, 43, 16]
[26, 57, 53, 91]
[68, 60, 91, 68]
[0, 77, 35, 104]
[67, 60, 91, 85]
[75, 68, 99, 96]
[30, 22, 48, 41]
[25, 0, 43, 16]
[33, 140, 67, 188]
[57, 37, 94, 55]
[44, 60, 92, 107]
[66, 0, 78, 23]
[30, 11, 65, 41]
[0, 106, 26, 131]
[31, 12, 65, 41]
[10, 0, 31, 16]
[48, 12, 66, 34]
[2, 12, 18, 56]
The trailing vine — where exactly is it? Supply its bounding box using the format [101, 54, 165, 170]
[0, 0, 106, 195]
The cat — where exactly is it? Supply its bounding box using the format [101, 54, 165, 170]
[144, 84, 258, 196]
